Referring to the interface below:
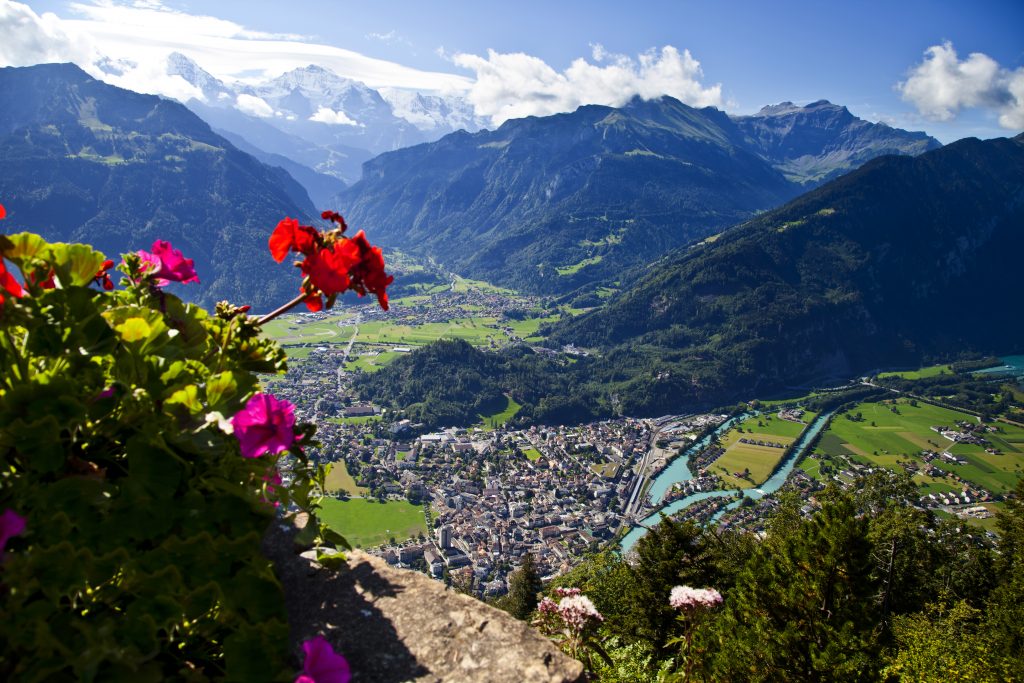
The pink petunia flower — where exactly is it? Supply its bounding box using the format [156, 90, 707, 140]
[137, 240, 199, 286]
[1, 508, 26, 555]
[296, 635, 350, 683]
[231, 393, 296, 459]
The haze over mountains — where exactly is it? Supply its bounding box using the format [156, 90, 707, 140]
[339, 95, 939, 295]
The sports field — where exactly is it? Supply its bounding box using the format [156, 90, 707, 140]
[815, 398, 1024, 494]
[318, 498, 428, 548]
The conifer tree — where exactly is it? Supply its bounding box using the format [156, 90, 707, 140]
[624, 515, 714, 655]
[711, 489, 880, 681]
[504, 553, 543, 620]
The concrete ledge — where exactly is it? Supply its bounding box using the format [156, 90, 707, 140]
[265, 524, 585, 683]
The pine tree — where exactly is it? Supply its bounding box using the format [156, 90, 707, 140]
[624, 514, 715, 655]
[503, 553, 543, 620]
[711, 489, 880, 681]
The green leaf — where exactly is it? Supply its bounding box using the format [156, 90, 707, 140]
[126, 436, 183, 500]
[1, 231, 48, 264]
[206, 371, 239, 410]
[50, 243, 108, 287]
[166, 384, 203, 414]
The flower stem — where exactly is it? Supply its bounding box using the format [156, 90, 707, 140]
[256, 293, 307, 326]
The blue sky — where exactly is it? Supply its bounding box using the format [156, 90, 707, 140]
[7, 0, 1024, 142]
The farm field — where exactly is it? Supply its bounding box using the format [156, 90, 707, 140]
[261, 316, 352, 344]
[323, 460, 368, 497]
[710, 411, 817, 487]
[815, 398, 1024, 494]
[318, 498, 428, 549]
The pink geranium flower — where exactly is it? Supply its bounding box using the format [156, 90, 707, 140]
[231, 393, 296, 459]
[137, 240, 199, 285]
[296, 635, 350, 683]
[1, 508, 26, 555]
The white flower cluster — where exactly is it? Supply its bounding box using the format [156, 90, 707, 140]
[669, 585, 723, 610]
[557, 594, 604, 631]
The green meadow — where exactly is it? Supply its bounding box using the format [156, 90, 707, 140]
[877, 364, 953, 380]
[814, 399, 1024, 494]
[478, 395, 522, 429]
[318, 498, 428, 548]
[711, 411, 817, 487]
[323, 460, 368, 496]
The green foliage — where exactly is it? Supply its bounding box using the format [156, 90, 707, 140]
[710, 491, 879, 681]
[354, 339, 605, 428]
[884, 600, 1012, 682]
[501, 553, 543, 621]
[624, 516, 716, 655]
[0, 235, 327, 681]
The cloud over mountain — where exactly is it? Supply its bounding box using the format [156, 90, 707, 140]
[453, 45, 724, 126]
[899, 42, 1024, 130]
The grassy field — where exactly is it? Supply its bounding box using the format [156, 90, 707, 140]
[506, 316, 559, 340]
[590, 463, 619, 478]
[710, 411, 817, 487]
[522, 447, 543, 462]
[261, 317, 351, 344]
[344, 349, 403, 373]
[323, 461, 368, 497]
[326, 415, 381, 426]
[352, 318, 500, 346]
[479, 395, 522, 429]
[815, 399, 1024, 494]
[878, 364, 953, 380]
[556, 255, 604, 276]
[318, 498, 428, 548]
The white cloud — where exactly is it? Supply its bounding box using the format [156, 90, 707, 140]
[899, 42, 1024, 130]
[235, 93, 274, 118]
[52, 0, 470, 93]
[309, 106, 360, 126]
[0, 1, 97, 68]
[453, 45, 723, 126]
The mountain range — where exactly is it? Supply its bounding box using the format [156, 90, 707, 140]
[338, 96, 939, 295]
[360, 133, 1024, 423]
[162, 53, 487, 189]
[0, 62, 319, 309]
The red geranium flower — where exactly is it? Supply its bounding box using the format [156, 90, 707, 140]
[0, 258, 24, 311]
[269, 217, 319, 263]
[300, 243, 357, 296]
[266, 210, 393, 314]
[345, 230, 394, 310]
[94, 259, 115, 290]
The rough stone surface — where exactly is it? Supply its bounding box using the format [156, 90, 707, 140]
[264, 523, 585, 683]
